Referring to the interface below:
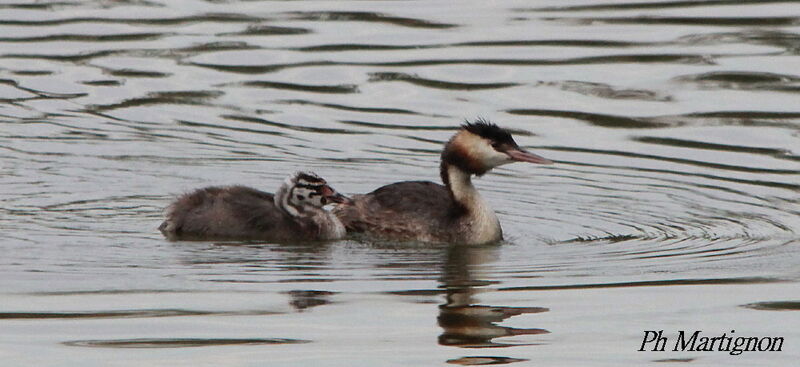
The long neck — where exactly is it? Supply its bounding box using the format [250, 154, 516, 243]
[441, 160, 502, 244]
[441, 161, 479, 211]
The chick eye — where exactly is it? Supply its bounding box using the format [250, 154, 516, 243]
[320, 197, 327, 205]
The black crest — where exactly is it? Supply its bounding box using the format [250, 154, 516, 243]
[462, 118, 515, 145]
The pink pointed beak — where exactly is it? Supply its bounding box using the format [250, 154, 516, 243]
[506, 148, 553, 165]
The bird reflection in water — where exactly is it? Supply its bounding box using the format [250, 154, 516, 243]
[285, 290, 335, 312]
[438, 245, 549, 348]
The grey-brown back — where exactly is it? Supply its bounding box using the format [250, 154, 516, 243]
[159, 185, 316, 241]
[333, 181, 463, 243]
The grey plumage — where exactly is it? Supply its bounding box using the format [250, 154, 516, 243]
[159, 172, 347, 242]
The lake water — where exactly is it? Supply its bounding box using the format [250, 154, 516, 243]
[1, 0, 799, 366]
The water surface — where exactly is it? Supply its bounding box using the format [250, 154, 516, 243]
[1, 0, 799, 366]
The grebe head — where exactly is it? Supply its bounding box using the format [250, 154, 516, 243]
[442, 119, 553, 177]
[275, 172, 350, 216]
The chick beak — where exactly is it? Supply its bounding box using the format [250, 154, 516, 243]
[328, 192, 352, 204]
[322, 185, 353, 204]
[505, 147, 553, 165]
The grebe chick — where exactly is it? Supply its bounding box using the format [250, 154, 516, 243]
[333, 120, 553, 245]
[159, 172, 350, 241]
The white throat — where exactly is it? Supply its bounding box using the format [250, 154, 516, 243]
[313, 210, 347, 240]
[446, 165, 502, 244]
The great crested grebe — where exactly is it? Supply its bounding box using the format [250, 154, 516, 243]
[334, 120, 553, 245]
[159, 172, 350, 241]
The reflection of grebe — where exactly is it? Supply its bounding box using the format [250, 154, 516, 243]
[438, 300, 549, 347]
[335, 120, 552, 245]
[159, 172, 349, 241]
[438, 245, 549, 348]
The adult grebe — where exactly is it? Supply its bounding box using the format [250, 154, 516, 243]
[159, 172, 350, 241]
[334, 120, 552, 245]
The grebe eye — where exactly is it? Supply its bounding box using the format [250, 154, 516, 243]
[320, 197, 327, 205]
[296, 194, 305, 201]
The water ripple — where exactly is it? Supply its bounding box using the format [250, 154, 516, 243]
[531, 0, 798, 12]
[498, 277, 784, 292]
[369, 72, 520, 91]
[227, 80, 359, 94]
[507, 109, 800, 130]
[2, 2, 799, 364]
[674, 71, 800, 92]
[0, 13, 263, 27]
[742, 301, 800, 311]
[285, 11, 457, 29]
[0, 308, 279, 319]
[63, 338, 309, 348]
[0, 32, 168, 43]
[545, 16, 800, 27]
